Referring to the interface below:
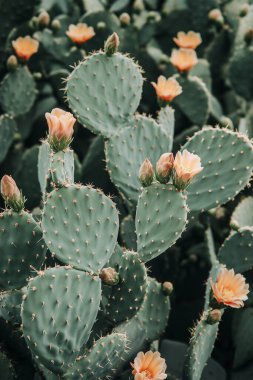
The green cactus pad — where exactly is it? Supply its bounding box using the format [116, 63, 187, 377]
[64, 333, 128, 380]
[42, 185, 119, 272]
[183, 127, 253, 211]
[0, 114, 16, 164]
[0, 66, 37, 117]
[104, 250, 147, 323]
[157, 106, 175, 150]
[0, 211, 46, 290]
[0, 288, 23, 325]
[230, 197, 253, 229]
[115, 277, 171, 360]
[228, 47, 253, 101]
[183, 314, 220, 380]
[136, 184, 188, 262]
[66, 51, 143, 137]
[21, 267, 101, 373]
[120, 215, 137, 251]
[218, 228, 253, 273]
[0, 351, 16, 380]
[105, 116, 170, 203]
[173, 76, 210, 126]
[38, 142, 74, 194]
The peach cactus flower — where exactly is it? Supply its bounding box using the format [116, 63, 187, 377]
[170, 48, 198, 72]
[66, 23, 95, 44]
[151, 76, 182, 102]
[173, 31, 202, 49]
[1, 175, 20, 201]
[45, 108, 76, 140]
[156, 153, 174, 184]
[131, 351, 167, 380]
[12, 36, 39, 60]
[139, 159, 154, 187]
[173, 149, 203, 190]
[211, 267, 249, 309]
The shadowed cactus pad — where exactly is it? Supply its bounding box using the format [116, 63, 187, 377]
[105, 116, 171, 203]
[66, 51, 143, 137]
[41, 185, 119, 272]
[0, 211, 46, 290]
[64, 333, 128, 380]
[21, 267, 101, 373]
[218, 228, 253, 273]
[136, 184, 188, 262]
[230, 197, 253, 229]
[183, 127, 253, 211]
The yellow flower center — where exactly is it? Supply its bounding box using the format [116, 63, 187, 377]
[141, 370, 153, 379]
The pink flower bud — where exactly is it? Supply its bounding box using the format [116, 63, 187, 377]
[139, 159, 154, 187]
[1, 175, 21, 201]
[173, 149, 203, 190]
[155, 153, 174, 184]
[45, 108, 76, 151]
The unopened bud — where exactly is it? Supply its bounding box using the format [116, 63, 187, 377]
[1, 175, 25, 212]
[51, 19, 61, 31]
[99, 267, 119, 286]
[156, 153, 174, 184]
[206, 309, 222, 324]
[97, 21, 106, 30]
[104, 32, 120, 56]
[38, 11, 50, 27]
[208, 9, 224, 25]
[139, 159, 154, 187]
[162, 281, 173, 296]
[240, 3, 250, 17]
[119, 12, 131, 26]
[133, 0, 145, 12]
[7, 55, 18, 71]
[244, 28, 253, 44]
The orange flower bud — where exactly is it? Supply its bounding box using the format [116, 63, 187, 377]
[139, 159, 154, 187]
[156, 153, 174, 184]
[12, 36, 39, 60]
[131, 351, 167, 380]
[151, 76, 182, 102]
[45, 108, 76, 151]
[99, 267, 119, 286]
[170, 48, 198, 72]
[173, 31, 202, 49]
[1, 175, 25, 212]
[211, 267, 249, 309]
[66, 23, 95, 44]
[173, 149, 203, 190]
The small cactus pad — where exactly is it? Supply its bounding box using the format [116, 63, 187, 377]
[0, 288, 23, 325]
[183, 127, 253, 211]
[64, 333, 128, 380]
[136, 184, 188, 262]
[104, 250, 147, 323]
[66, 51, 143, 137]
[21, 267, 101, 373]
[105, 116, 171, 203]
[0, 66, 37, 117]
[173, 75, 209, 126]
[0, 211, 46, 290]
[230, 197, 253, 229]
[229, 47, 253, 101]
[41, 185, 119, 272]
[0, 114, 17, 164]
[38, 142, 74, 194]
[183, 314, 220, 380]
[218, 228, 253, 273]
[157, 105, 175, 150]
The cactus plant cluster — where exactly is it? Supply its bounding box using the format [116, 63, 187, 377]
[1, 0, 253, 379]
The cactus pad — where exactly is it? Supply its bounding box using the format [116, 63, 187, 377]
[66, 51, 143, 137]
[0, 211, 46, 290]
[21, 267, 101, 373]
[0, 114, 16, 164]
[105, 116, 171, 203]
[41, 185, 119, 272]
[230, 197, 253, 229]
[136, 184, 188, 262]
[183, 127, 253, 211]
